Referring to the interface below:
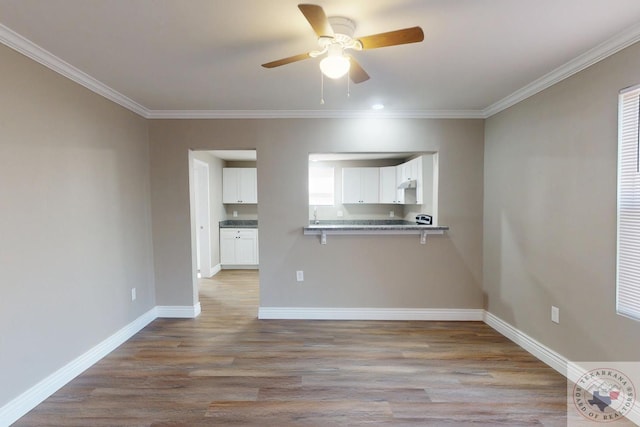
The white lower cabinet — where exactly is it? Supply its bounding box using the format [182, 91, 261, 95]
[220, 228, 258, 266]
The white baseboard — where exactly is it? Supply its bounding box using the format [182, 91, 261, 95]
[210, 264, 221, 277]
[0, 307, 157, 427]
[484, 312, 640, 425]
[258, 307, 484, 321]
[0, 302, 203, 426]
[221, 265, 259, 270]
[156, 303, 201, 318]
[483, 311, 568, 376]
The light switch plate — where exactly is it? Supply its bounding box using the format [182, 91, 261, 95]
[296, 271, 304, 282]
[551, 306, 559, 324]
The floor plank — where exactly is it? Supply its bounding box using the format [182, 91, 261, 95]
[14, 270, 587, 426]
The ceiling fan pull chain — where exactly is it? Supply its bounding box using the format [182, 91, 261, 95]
[320, 71, 325, 104]
[347, 73, 351, 98]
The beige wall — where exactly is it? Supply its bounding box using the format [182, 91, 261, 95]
[149, 118, 484, 309]
[0, 44, 155, 406]
[484, 42, 640, 361]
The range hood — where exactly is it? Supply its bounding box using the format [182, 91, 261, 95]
[398, 179, 417, 189]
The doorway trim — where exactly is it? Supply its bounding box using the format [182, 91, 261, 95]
[193, 158, 212, 278]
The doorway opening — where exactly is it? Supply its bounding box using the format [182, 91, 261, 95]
[189, 149, 259, 314]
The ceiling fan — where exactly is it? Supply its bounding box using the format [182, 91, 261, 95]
[262, 4, 424, 84]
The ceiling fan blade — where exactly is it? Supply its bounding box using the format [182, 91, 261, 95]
[348, 57, 370, 84]
[357, 26, 424, 50]
[298, 4, 334, 37]
[261, 53, 312, 68]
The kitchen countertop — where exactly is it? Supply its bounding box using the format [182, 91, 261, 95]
[219, 220, 258, 228]
[305, 220, 449, 231]
[303, 220, 448, 244]
[311, 219, 415, 225]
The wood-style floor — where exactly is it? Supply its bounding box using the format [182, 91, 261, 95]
[16, 270, 575, 426]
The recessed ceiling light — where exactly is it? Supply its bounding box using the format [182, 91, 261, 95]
[371, 103, 384, 110]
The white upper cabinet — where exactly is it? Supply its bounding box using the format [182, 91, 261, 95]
[398, 157, 423, 205]
[223, 168, 257, 204]
[397, 161, 411, 185]
[395, 166, 405, 204]
[238, 168, 257, 203]
[380, 166, 407, 204]
[342, 167, 380, 204]
[379, 166, 398, 204]
[342, 168, 361, 204]
[399, 157, 420, 183]
[360, 168, 380, 203]
[379, 158, 425, 205]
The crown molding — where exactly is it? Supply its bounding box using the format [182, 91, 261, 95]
[146, 109, 485, 119]
[0, 23, 481, 120]
[0, 23, 150, 118]
[3, 18, 640, 121]
[483, 22, 640, 118]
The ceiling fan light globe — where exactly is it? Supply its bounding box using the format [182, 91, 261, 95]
[320, 55, 350, 79]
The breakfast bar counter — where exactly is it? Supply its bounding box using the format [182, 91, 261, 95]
[303, 220, 449, 244]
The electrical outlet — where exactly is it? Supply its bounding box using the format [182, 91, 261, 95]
[233, 211, 238, 217]
[131, 288, 137, 301]
[389, 210, 395, 218]
[551, 306, 559, 324]
[296, 271, 304, 282]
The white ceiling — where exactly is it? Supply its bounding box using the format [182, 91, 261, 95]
[209, 150, 257, 161]
[1, 0, 640, 117]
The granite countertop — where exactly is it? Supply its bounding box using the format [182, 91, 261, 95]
[219, 220, 258, 228]
[305, 220, 449, 231]
[311, 220, 415, 225]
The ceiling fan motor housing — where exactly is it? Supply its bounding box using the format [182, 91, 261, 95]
[325, 17, 362, 50]
[329, 16, 356, 38]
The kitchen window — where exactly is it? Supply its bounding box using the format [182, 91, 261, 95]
[617, 84, 640, 321]
[309, 166, 335, 206]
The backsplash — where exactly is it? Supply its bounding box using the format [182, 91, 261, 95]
[225, 204, 258, 220]
[309, 204, 404, 221]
